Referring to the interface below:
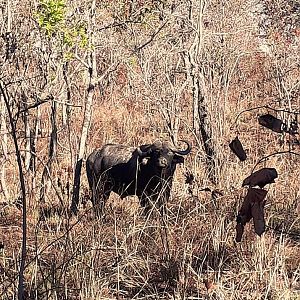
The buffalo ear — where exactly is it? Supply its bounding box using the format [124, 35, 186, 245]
[173, 154, 184, 164]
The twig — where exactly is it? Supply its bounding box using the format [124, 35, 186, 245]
[251, 150, 300, 173]
[53, 99, 82, 108]
[95, 62, 119, 85]
[1, 75, 45, 86]
[232, 105, 300, 129]
[134, 20, 168, 52]
[16, 95, 53, 117]
[266, 224, 300, 240]
[0, 207, 93, 298]
[74, 54, 90, 69]
[97, 20, 141, 32]
[0, 80, 27, 300]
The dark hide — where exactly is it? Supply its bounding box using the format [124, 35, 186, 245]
[86, 141, 191, 216]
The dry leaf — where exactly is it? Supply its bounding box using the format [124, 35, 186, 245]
[249, 189, 267, 236]
[229, 136, 247, 161]
[236, 189, 252, 242]
[242, 168, 278, 188]
[237, 190, 253, 224]
[203, 279, 215, 293]
[236, 188, 268, 241]
[235, 223, 245, 242]
[248, 187, 268, 202]
[252, 205, 265, 236]
[258, 114, 286, 133]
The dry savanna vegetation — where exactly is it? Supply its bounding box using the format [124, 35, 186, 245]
[0, 0, 300, 299]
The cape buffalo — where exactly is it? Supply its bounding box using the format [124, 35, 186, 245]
[86, 140, 191, 216]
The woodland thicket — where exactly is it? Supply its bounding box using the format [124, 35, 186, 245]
[0, 0, 299, 299]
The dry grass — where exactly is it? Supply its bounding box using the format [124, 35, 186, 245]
[1, 100, 300, 299]
[1, 1, 300, 299]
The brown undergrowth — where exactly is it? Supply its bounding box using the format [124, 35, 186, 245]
[1, 158, 299, 299]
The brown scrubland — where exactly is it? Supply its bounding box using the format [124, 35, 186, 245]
[0, 0, 299, 299]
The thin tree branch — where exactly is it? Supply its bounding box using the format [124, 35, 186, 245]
[251, 150, 300, 173]
[74, 54, 90, 69]
[16, 96, 53, 117]
[0, 80, 27, 300]
[233, 104, 300, 128]
[97, 19, 141, 32]
[134, 20, 168, 52]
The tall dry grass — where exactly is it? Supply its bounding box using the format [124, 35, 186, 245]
[1, 96, 299, 299]
[0, 1, 300, 299]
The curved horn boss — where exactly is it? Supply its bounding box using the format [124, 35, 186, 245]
[171, 140, 192, 155]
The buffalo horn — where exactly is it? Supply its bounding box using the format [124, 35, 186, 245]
[172, 140, 191, 155]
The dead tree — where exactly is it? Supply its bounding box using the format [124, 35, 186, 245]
[184, 0, 217, 183]
[0, 94, 9, 200]
[39, 100, 58, 204]
[70, 0, 116, 214]
[21, 92, 32, 172]
[0, 80, 27, 300]
[70, 0, 98, 215]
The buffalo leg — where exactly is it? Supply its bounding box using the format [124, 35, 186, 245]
[140, 195, 151, 216]
[157, 180, 172, 215]
[92, 177, 111, 217]
[93, 192, 110, 217]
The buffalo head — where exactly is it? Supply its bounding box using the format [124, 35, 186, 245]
[136, 140, 191, 169]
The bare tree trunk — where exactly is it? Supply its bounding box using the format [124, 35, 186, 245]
[0, 94, 9, 200]
[39, 100, 57, 204]
[159, 69, 182, 145]
[0, 81, 27, 300]
[70, 0, 97, 215]
[4, 0, 13, 61]
[62, 62, 74, 168]
[160, 95, 180, 145]
[184, 0, 217, 183]
[21, 94, 32, 172]
[30, 108, 40, 200]
[62, 63, 71, 127]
